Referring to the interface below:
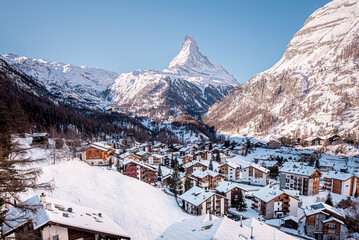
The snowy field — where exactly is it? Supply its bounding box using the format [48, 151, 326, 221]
[22, 160, 190, 240]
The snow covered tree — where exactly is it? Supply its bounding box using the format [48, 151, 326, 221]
[325, 192, 333, 206]
[209, 160, 213, 171]
[237, 191, 247, 212]
[0, 133, 53, 238]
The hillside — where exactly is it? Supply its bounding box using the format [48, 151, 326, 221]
[24, 160, 189, 240]
[205, 0, 359, 140]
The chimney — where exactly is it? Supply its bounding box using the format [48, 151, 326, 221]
[209, 210, 212, 221]
[251, 226, 254, 239]
[240, 215, 243, 227]
[260, 215, 263, 222]
[40, 193, 46, 203]
[45, 203, 52, 211]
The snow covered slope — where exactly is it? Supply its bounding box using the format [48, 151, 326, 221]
[25, 160, 189, 240]
[205, 0, 359, 140]
[0, 54, 119, 109]
[109, 35, 238, 119]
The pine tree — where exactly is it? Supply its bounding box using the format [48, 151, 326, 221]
[237, 190, 247, 212]
[184, 173, 191, 192]
[0, 133, 53, 235]
[169, 165, 182, 197]
[315, 159, 320, 169]
[209, 160, 213, 171]
[158, 165, 162, 177]
[209, 142, 213, 150]
[355, 190, 358, 198]
[231, 198, 239, 209]
[325, 192, 333, 206]
[216, 152, 221, 162]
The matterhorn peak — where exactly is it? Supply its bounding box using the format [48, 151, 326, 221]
[166, 35, 237, 87]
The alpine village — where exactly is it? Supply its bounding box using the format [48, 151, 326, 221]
[1, 0, 359, 240]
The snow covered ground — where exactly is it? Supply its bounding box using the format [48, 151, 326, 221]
[23, 160, 190, 240]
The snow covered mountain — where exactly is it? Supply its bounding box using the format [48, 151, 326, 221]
[108, 35, 238, 119]
[205, 0, 359, 140]
[0, 53, 119, 109]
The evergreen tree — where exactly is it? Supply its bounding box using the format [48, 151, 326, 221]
[169, 165, 182, 197]
[216, 152, 221, 162]
[108, 157, 113, 169]
[237, 190, 247, 212]
[231, 198, 239, 209]
[209, 160, 214, 171]
[325, 192, 333, 206]
[209, 142, 213, 150]
[184, 173, 191, 192]
[315, 159, 320, 169]
[224, 140, 230, 148]
[158, 165, 162, 177]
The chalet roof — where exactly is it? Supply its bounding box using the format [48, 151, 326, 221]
[32, 133, 48, 137]
[192, 170, 221, 179]
[300, 150, 317, 155]
[81, 142, 113, 152]
[156, 214, 298, 240]
[279, 162, 318, 177]
[184, 160, 207, 169]
[2, 195, 130, 239]
[257, 160, 278, 168]
[253, 185, 297, 203]
[122, 159, 156, 171]
[220, 161, 241, 170]
[304, 202, 344, 218]
[241, 163, 269, 173]
[322, 217, 344, 225]
[179, 186, 215, 206]
[215, 181, 247, 194]
[323, 171, 354, 181]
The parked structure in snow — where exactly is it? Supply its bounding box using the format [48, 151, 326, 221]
[31, 132, 49, 147]
[2, 194, 131, 240]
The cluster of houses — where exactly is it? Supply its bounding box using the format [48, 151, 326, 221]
[21, 133, 357, 240]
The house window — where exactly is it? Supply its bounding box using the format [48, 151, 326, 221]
[52, 236, 59, 240]
[88, 151, 92, 153]
[328, 223, 336, 228]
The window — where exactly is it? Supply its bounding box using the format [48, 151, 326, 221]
[328, 223, 336, 228]
[52, 236, 59, 240]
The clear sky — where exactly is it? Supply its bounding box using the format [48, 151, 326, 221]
[0, 0, 331, 83]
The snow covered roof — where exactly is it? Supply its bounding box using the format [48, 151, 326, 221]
[122, 159, 156, 171]
[323, 171, 354, 181]
[2, 195, 130, 239]
[179, 186, 215, 206]
[253, 186, 288, 203]
[241, 162, 269, 173]
[156, 213, 298, 240]
[191, 170, 221, 179]
[322, 217, 344, 225]
[215, 181, 248, 193]
[221, 161, 241, 169]
[184, 160, 206, 169]
[279, 162, 318, 177]
[257, 160, 278, 168]
[32, 133, 48, 137]
[304, 202, 344, 218]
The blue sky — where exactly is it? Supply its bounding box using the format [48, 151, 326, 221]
[0, 0, 331, 83]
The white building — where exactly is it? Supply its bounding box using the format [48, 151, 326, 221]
[240, 163, 269, 186]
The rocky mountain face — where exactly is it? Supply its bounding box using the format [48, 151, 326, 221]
[108, 35, 238, 119]
[0, 54, 119, 109]
[205, 0, 359, 140]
